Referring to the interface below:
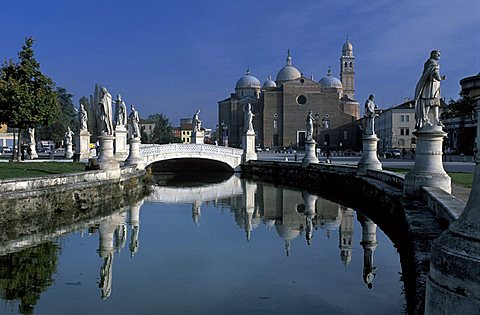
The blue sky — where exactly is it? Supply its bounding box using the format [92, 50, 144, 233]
[1, 0, 478, 128]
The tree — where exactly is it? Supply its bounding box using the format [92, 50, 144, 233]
[147, 113, 181, 144]
[36, 87, 78, 144]
[0, 37, 59, 161]
[441, 92, 475, 119]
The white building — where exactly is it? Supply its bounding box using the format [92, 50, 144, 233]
[376, 101, 416, 151]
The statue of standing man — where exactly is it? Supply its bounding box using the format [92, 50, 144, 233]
[192, 109, 201, 132]
[99, 86, 114, 135]
[129, 105, 140, 138]
[243, 103, 255, 133]
[114, 94, 127, 128]
[414, 50, 446, 129]
[364, 94, 378, 135]
[306, 111, 315, 141]
[79, 104, 88, 131]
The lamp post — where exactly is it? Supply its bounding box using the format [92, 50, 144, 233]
[314, 113, 320, 144]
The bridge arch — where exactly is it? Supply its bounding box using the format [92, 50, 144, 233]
[140, 143, 244, 172]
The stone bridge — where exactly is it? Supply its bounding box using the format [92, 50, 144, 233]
[139, 143, 244, 171]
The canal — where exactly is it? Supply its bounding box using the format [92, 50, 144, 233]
[0, 173, 404, 314]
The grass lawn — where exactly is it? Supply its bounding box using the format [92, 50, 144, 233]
[0, 162, 86, 180]
[386, 168, 474, 188]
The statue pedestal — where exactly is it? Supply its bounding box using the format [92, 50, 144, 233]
[114, 127, 128, 162]
[357, 134, 382, 175]
[242, 131, 257, 163]
[125, 137, 145, 170]
[403, 127, 450, 197]
[425, 73, 480, 313]
[65, 143, 73, 159]
[302, 139, 318, 166]
[192, 131, 204, 144]
[98, 135, 120, 170]
[28, 143, 38, 159]
[75, 130, 91, 160]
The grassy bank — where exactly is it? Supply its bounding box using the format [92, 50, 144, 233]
[386, 168, 474, 188]
[0, 162, 85, 180]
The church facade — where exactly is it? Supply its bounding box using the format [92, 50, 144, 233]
[218, 40, 360, 149]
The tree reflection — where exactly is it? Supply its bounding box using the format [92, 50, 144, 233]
[0, 242, 59, 314]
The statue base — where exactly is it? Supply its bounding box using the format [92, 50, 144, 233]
[242, 131, 257, 163]
[302, 139, 318, 166]
[97, 135, 120, 171]
[192, 131, 205, 144]
[114, 127, 128, 162]
[75, 130, 91, 160]
[403, 127, 450, 197]
[28, 143, 38, 159]
[125, 137, 145, 170]
[357, 134, 382, 175]
[65, 143, 73, 159]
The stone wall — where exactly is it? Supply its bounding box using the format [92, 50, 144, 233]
[0, 167, 151, 244]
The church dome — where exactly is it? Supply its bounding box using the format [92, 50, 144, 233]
[276, 49, 301, 83]
[263, 76, 277, 88]
[342, 39, 353, 52]
[319, 69, 342, 89]
[235, 69, 261, 89]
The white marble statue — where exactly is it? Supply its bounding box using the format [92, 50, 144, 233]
[364, 94, 378, 135]
[306, 111, 315, 141]
[243, 103, 255, 133]
[129, 105, 140, 138]
[79, 104, 88, 131]
[192, 109, 201, 132]
[99, 86, 114, 135]
[114, 94, 127, 127]
[414, 50, 446, 129]
[65, 127, 74, 145]
[28, 128, 35, 144]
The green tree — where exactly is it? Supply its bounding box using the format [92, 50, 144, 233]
[147, 113, 181, 144]
[36, 87, 78, 144]
[441, 92, 475, 119]
[0, 37, 59, 161]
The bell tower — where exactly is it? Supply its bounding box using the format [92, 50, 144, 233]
[340, 38, 355, 99]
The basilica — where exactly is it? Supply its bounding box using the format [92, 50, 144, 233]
[218, 40, 360, 149]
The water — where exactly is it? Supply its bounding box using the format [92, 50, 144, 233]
[0, 174, 404, 314]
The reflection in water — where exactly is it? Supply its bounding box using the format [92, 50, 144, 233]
[0, 173, 398, 313]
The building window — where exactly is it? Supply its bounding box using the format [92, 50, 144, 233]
[400, 128, 405, 136]
[406, 128, 410, 136]
[296, 94, 307, 105]
[343, 130, 348, 140]
[406, 115, 410, 122]
[400, 115, 405, 122]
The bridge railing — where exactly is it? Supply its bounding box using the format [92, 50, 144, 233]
[140, 143, 243, 157]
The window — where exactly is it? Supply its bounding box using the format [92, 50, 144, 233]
[349, 62, 353, 68]
[296, 94, 307, 105]
[406, 115, 410, 122]
[406, 128, 410, 136]
[400, 115, 405, 122]
[343, 130, 348, 140]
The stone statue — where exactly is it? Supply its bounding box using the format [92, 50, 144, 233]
[192, 109, 201, 132]
[306, 111, 315, 141]
[99, 86, 114, 135]
[129, 105, 140, 138]
[243, 103, 255, 133]
[65, 127, 74, 145]
[364, 94, 378, 135]
[114, 94, 127, 127]
[79, 104, 88, 131]
[414, 50, 446, 129]
[28, 128, 35, 144]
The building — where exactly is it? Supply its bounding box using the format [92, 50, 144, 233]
[376, 101, 416, 151]
[443, 113, 477, 155]
[180, 118, 193, 144]
[218, 40, 360, 149]
[139, 118, 155, 139]
[0, 124, 14, 151]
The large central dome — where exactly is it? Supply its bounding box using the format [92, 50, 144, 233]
[235, 69, 261, 89]
[276, 49, 301, 83]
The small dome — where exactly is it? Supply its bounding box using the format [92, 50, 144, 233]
[343, 39, 353, 52]
[276, 49, 301, 83]
[319, 69, 342, 89]
[235, 69, 261, 89]
[263, 76, 277, 88]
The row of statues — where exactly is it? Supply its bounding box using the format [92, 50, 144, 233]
[79, 86, 140, 139]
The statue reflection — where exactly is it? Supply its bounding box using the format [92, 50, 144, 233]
[358, 213, 378, 289]
[192, 201, 201, 225]
[339, 206, 354, 266]
[243, 181, 257, 241]
[97, 211, 128, 300]
[302, 191, 317, 245]
[129, 201, 143, 257]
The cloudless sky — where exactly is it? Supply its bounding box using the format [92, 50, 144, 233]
[1, 0, 478, 127]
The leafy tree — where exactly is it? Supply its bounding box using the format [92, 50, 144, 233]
[441, 92, 475, 119]
[36, 87, 78, 144]
[0, 242, 59, 315]
[140, 129, 150, 143]
[147, 113, 181, 144]
[0, 37, 59, 161]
